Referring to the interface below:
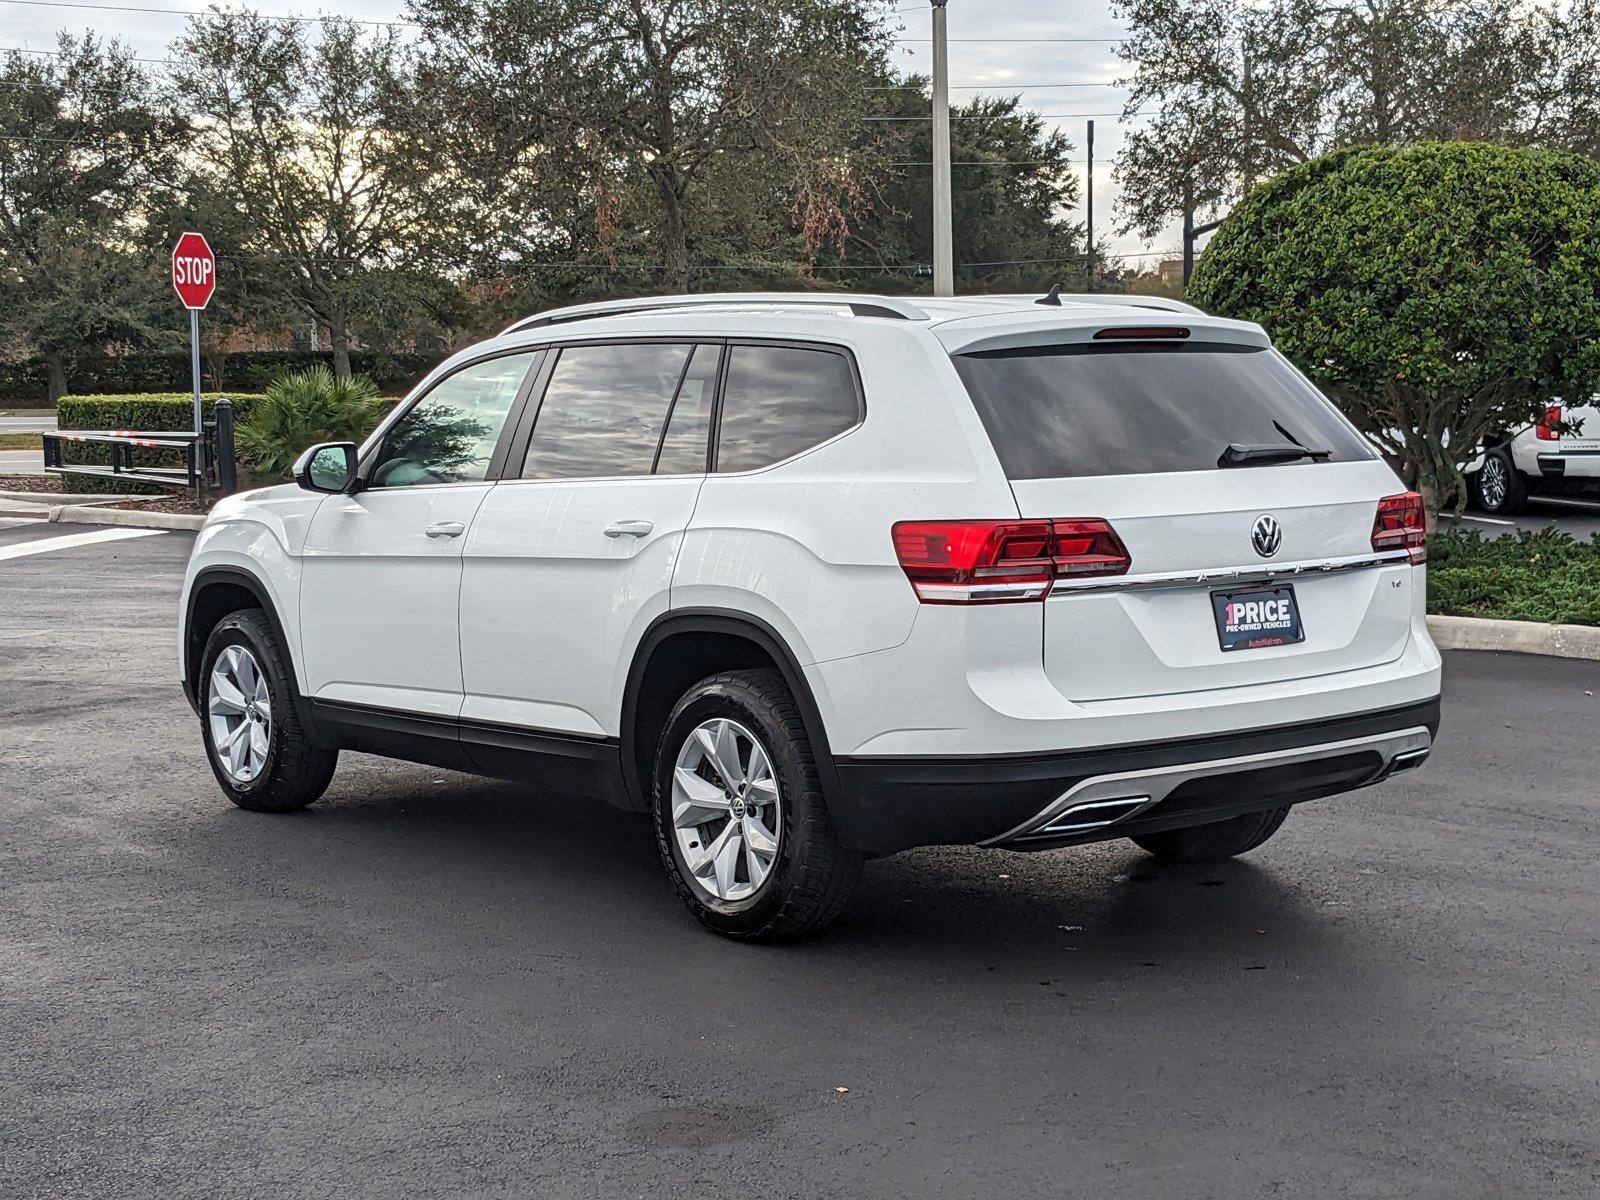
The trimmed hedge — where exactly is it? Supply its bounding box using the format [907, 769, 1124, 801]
[0, 350, 440, 403]
[55, 393, 265, 494]
[1429, 528, 1600, 625]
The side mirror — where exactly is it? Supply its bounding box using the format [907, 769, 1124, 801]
[293, 442, 358, 493]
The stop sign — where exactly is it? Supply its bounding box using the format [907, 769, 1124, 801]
[171, 231, 216, 309]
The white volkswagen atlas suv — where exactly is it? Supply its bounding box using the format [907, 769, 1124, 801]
[180, 292, 1441, 941]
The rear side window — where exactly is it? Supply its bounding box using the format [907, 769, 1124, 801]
[953, 343, 1373, 480]
[521, 343, 692, 480]
[715, 344, 860, 473]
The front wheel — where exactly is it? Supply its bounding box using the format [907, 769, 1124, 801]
[199, 610, 338, 812]
[652, 669, 861, 941]
[1130, 805, 1291, 864]
[1470, 448, 1530, 514]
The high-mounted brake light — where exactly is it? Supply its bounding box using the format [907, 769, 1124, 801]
[1092, 326, 1190, 340]
[892, 518, 1131, 604]
[1371, 492, 1427, 565]
[1536, 403, 1563, 441]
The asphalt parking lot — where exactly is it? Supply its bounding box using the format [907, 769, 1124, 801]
[2, 522, 1597, 1199]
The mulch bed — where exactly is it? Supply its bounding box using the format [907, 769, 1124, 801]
[0, 475, 63, 494]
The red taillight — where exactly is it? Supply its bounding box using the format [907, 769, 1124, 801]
[1371, 492, 1427, 565]
[1537, 404, 1562, 441]
[891, 518, 1130, 604]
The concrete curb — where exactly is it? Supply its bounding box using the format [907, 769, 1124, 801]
[0, 489, 140, 505]
[1428, 614, 1600, 662]
[49, 504, 206, 531]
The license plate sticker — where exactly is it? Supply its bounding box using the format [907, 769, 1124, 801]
[1212, 586, 1304, 652]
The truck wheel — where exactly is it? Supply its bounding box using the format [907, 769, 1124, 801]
[652, 669, 861, 942]
[1130, 805, 1291, 864]
[199, 610, 337, 813]
[1470, 448, 1530, 514]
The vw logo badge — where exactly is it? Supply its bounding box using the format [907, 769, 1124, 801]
[1251, 514, 1283, 558]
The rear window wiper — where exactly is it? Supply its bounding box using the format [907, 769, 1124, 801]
[1218, 442, 1333, 467]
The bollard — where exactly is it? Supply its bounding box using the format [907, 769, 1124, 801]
[215, 399, 237, 496]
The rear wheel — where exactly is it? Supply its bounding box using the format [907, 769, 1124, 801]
[1470, 448, 1530, 514]
[200, 610, 337, 812]
[652, 669, 861, 941]
[1130, 805, 1291, 864]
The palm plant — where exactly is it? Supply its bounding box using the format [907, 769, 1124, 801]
[236, 365, 386, 478]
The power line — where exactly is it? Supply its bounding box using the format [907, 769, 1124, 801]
[0, 0, 419, 23]
[894, 37, 1122, 43]
[866, 110, 1150, 121]
[866, 82, 1127, 90]
[1, 44, 176, 63]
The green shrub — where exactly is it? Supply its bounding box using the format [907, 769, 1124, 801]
[0, 350, 439, 404]
[54, 392, 263, 494]
[236, 367, 386, 478]
[1429, 529, 1600, 626]
[1190, 143, 1600, 515]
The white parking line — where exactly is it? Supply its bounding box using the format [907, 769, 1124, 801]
[0, 527, 164, 562]
[1459, 514, 1516, 526]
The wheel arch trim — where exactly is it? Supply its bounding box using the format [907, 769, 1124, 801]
[619, 608, 841, 812]
[183, 566, 316, 731]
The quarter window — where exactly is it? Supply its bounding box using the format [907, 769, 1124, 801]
[522, 343, 693, 480]
[715, 345, 860, 473]
[368, 352, 537, 488]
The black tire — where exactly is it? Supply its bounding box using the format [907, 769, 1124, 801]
[198, 610, 337, 813]
[1130, 805, 1292, 864]
[652, 669, 862, 942]
[1470, 447, 1530, 514]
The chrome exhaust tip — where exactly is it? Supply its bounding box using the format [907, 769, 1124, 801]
[1036, 795, 1152, 837]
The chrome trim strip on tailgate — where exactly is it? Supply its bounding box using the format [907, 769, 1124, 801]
[980, 725, 1433, 846]
[1048, 549, 1411, 596]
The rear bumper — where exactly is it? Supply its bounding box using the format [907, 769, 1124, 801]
[830, 697, 1440, 856]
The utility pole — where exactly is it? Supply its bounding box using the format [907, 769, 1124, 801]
[1085, 119, 1095, 291]
[931, 0, 954, 296]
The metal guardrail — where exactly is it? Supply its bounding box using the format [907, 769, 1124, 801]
[41, 399, 237, 500]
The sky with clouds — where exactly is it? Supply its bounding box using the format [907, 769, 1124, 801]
[3, 0, 1181, 268]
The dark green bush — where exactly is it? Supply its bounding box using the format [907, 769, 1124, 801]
[1190, 143, 1600, 515]
[0, 350, 439, 404]
[1429, 529, 1600, 625]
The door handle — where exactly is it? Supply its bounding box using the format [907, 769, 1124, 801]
[604, 519, 654, 539]
[424, 521, 466, 539]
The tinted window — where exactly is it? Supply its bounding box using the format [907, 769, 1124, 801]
[522, 343, 692, 480]
[953, 344, 1373, 480]
[654, 344, 719, 475]
[716, 345, 859, 473]
[369, 352, 536, 487]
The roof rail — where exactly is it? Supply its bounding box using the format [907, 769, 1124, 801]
[503, 292, 931, 334]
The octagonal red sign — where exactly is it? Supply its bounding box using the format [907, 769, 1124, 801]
[171, 231, 216, 309]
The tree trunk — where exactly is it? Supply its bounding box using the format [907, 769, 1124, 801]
[43, 352, 67, 404]
[651, 165, 690, 292]
[328, 304, 352, 381]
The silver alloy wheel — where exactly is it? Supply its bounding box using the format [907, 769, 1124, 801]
[1479, 455, 1508, 509]
[670, 717, 782, 903]
[207, 644, 272, 784]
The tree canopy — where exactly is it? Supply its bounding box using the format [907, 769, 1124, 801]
[1189, 141, 1600, 513]
[0, 35, 186, 398]
[1113, 0, 1600, 237]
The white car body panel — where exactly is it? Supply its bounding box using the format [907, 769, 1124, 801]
[299, 484, 494, 717]
[460, 474, 703, 738]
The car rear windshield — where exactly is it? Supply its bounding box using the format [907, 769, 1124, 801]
[952, 342, 1373, 479]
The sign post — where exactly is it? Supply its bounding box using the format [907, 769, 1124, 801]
[171, 231, 217, 439]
